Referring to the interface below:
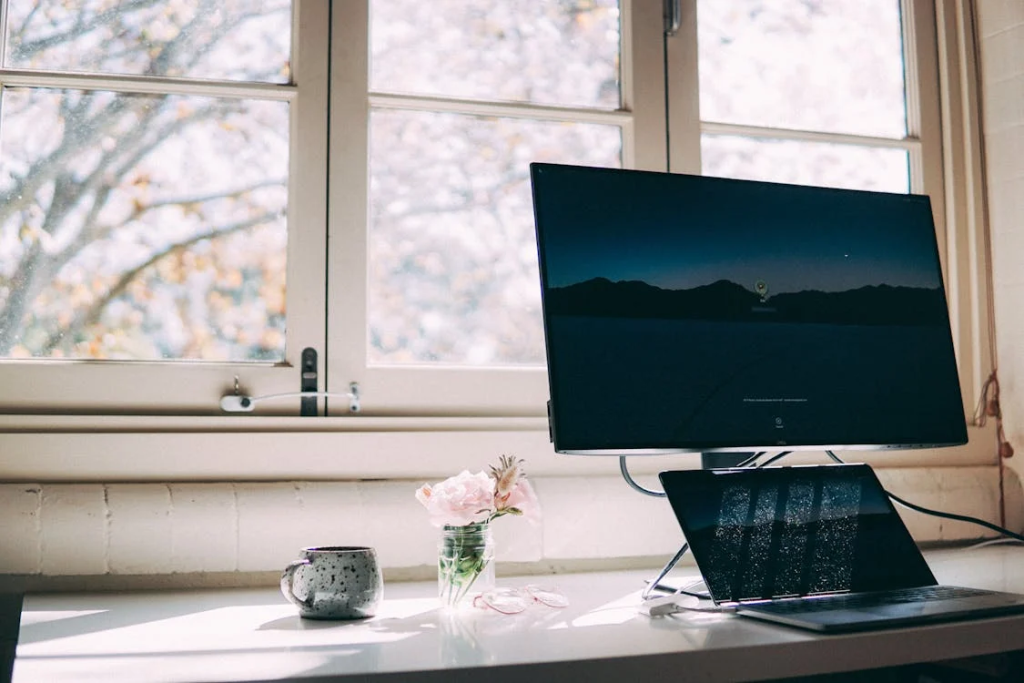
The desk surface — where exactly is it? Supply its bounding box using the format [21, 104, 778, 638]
[13, 547, 1024, 683]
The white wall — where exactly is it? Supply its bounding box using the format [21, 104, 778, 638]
[977, 2, 1024, 481]
[0, 468, 1002, 589]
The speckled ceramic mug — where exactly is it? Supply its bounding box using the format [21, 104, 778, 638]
[280, 546, 383, 619]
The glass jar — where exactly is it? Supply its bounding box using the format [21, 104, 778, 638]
[437, 522, 495, 609]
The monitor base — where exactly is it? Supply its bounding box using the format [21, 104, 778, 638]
[700, 452, 753, 469]
[642, 451, 759, 599]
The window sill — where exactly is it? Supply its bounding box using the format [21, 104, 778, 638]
[0, 414, 999, 482]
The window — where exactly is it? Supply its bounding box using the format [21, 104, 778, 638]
[0, 1, 993, 479]
[326, 0, 668, 416]
[665, 0, 988, 440]
[695, 0, 913, 192]
[0, 0, 328, 414]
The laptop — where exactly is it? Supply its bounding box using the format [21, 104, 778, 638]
[658, 464, 1024, 632]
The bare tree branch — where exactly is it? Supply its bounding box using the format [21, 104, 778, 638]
[11, 0, 164, 60]
[0, 243, 43, 352]
[0, 94, 175, 343]
[146, 0, 287, 78]
[0, 1, 293, 357]
[0, 90, 251, 353]
[0, 1, 269, 223]
[40, 209, 283, 354]
[141, 179, 287, 214]
[0, 94, 139, 220]
[50, 100, 250, 268]
[8, 2, 43, 49]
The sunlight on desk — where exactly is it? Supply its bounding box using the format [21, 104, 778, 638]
[14, 550, 1024, 683]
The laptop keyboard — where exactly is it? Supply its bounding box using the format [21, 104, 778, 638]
[746, 586, 994, 614]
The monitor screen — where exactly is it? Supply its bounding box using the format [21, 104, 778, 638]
[531, 163, 968, 455]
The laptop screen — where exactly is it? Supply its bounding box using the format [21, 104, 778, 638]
[659, 465, 936, 603]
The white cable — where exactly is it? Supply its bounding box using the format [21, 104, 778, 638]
[220, 385, 360, 412]
[639, 594, 736, 617]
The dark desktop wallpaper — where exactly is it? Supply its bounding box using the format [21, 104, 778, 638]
[531, 164, 968, 452]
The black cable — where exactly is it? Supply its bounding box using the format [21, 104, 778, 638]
[824, 450, 1024, 543]
[735, 451, 765, 468]
[756, 451, 792, 468]
[887, 490, 1024, 543]
[621, 449, 787, 497]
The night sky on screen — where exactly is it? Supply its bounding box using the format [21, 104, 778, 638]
[534, 165, 943, 295]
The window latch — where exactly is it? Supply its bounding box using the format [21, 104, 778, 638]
[664, 0, 681, 36]
[300, 347, 318, 416]
[219, 348, 361, 414]
[218, 382, 361, 414]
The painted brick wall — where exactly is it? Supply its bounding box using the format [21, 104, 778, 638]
[0, 477, 679, 581]
[0, 469, 1003, 587]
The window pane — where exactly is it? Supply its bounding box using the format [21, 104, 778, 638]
[702, 135, 910, 193]
[698, 0, 906, 138]
[370, 0, 620, 109]
[0, 88, 288, 361]
[5, 1, 291, 83]
[369, 109, 621, 365]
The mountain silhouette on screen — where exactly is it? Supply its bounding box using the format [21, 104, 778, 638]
[545, 278, 946, 326]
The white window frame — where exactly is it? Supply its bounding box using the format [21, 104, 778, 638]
[0, 0, 996, 483]
[326, 0, 668, 418]
[663, 0, 998, 468]
[0, 0, 330, 416]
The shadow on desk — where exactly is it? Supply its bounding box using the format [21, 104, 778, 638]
[0, 593, 23, 683]
[774, 651, 1023, 683]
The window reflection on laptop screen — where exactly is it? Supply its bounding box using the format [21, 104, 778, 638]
[660, 466, 935, 603]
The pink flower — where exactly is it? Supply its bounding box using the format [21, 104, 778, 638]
[416, 455, 542, 528]
[415, 470, 495, 528]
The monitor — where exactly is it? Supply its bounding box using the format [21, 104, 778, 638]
[530, 163, 968, 456]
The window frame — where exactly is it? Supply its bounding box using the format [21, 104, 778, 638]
[325, 0, 667, 418]
[0, 0, 997, 483]
[0, 0, 330, 416]
[665, 0, 996, 461]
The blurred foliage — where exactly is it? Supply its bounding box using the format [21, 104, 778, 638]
[366, 0, 907, 367]
[698, 0, 906, 138]
[368, 0, 621, 366]
[0, 0, 909, 368]
[0, 0, 290, 361]
[698, 0, 910, 194]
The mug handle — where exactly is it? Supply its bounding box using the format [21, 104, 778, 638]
[280, 558, 314, 610]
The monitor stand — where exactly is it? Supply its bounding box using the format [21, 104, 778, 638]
[700, 452, 752, 469]
[643, 452, 755, 599]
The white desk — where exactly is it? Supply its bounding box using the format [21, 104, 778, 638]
[13, 547, 1024, 683]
